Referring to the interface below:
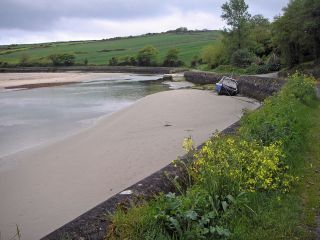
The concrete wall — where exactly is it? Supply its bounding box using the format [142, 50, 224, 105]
[184, 71, 285, 101]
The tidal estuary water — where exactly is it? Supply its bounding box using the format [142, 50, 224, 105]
[0, 74, 168, 158]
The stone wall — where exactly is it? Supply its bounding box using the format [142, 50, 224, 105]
[184, 71, 222, 84]
[0, 66, 187, 74]
[184, 71, 285, 101]
[235, 75, 285, 101]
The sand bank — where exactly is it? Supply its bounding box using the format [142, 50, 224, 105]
[0, 89, 259, 239]
[0, 72, 126, 89]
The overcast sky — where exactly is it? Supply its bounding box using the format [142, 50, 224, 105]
[0, 0, 290, 45]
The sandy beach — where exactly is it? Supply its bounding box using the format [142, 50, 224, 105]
[0, 89, 259, 239]
[0, 72, 127, 89]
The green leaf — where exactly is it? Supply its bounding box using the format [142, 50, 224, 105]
[185, 210, 198, 220]
[227, 194, 236, 203]
[222, 201, 229, 212]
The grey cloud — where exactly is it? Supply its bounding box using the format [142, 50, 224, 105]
[0, 0, 289, 31]
[1, 0, 169, 30]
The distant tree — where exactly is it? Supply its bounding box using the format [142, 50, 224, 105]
[202, 43, 228, 68]
[137, 46, 158, 66]
[163, 48, 184, 67]
[109, 57, 119, 66]
[19, 54, 31, 66]
[175, 27, 188, 33]
[248, 15, 272, 57]
[190, 55, 200, 68]
[305, 0, 320, 63]
[130, 56, 137, 66]
[272, 0, 320, 67]
[119, 56, 131, 66]
[266, 53, 281, 72]
[230, 48, 254, 67]
[84, 58, 88, 65]
[221, 0, 251, 50]
[48, 53, 75, 66]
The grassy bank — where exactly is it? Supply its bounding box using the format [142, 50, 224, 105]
[106, 73, 319, 240]
[0, 31, 220, 66]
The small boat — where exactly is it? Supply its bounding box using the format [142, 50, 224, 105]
[215, 76, 238, 96]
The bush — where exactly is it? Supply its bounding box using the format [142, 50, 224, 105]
[163, 48, 184, 67]
[240, 73, 316, 159]
[108, 200, 168, 240]
[118, 56, 131, 66]
[137, 45, 158, 66]
[155, 190, 232, 239]
[19, 54, 31, 66]
[202, 43, 228, 69]
[48, 53, 75, 66]
[190, 56, 203, 67]
[129, 56, 137, 66]
[109, 57, 119, 66]
[256, 64, 270, 74]
[193, 135, 296, 194]
[213, 65, 247, 75]
[230, 49, 254, 67]
[280, 72, 317, 106]
[267, 53, 281, 72]
[0, 62, 9, 67]
[108, 55, 137, 66]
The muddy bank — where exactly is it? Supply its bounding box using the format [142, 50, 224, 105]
[4, 82, 80, 90]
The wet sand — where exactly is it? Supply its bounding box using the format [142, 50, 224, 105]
[0, 72, 126, 89]
[0, 89, 259, 239]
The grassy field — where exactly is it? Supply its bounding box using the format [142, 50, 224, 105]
[0, 31, 221, 66]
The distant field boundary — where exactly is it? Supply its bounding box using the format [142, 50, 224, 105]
[0, 66, 188, 74]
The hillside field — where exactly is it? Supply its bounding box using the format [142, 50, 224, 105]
[0, 31, 221, 66]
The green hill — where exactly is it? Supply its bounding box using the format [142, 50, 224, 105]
[0, 31, 221, 66]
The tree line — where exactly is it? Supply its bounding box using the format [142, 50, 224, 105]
[201, 0, 320, 74]
[108, 46, 184, 67]
[11, 46, 185, 68]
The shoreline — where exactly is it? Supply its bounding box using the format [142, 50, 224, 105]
[4, 81, 81, 90]
[0, 89, 259, 240]
[0, 66, 187, 74]
[0, 72, 138, 89]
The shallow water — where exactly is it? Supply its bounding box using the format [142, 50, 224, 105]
[0, 74, 168, 157]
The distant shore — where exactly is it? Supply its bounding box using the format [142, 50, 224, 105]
[0, 67, 186, 89]
[0, 72, 128, 89]
[0, 66, 187, 74]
